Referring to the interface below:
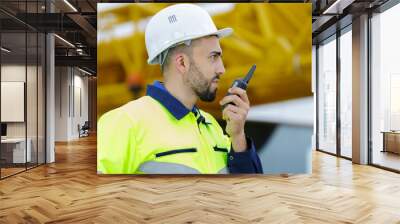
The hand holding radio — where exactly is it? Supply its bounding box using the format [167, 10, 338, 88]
[221, 64, 256, 110]
[219, 65, 256, 151]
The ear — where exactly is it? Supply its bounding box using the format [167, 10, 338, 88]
[174, 53, 190, 74]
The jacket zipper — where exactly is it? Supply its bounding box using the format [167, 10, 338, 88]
[192, 113, 213, 173]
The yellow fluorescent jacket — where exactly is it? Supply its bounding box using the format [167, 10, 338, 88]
[97, 95, 232, 174]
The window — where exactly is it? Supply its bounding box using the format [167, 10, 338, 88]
[339, 27, 352, 158]
[371, 2, 400, 171]
[317, 35, 337, 154]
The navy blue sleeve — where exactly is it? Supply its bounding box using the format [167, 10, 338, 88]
[227, 136, 263, 174]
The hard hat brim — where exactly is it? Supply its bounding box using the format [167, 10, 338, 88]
[214, 27, 233, 39]
[147, 27, 233, 65]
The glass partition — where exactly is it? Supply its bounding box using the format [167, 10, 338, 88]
[0, 0, 46, 179]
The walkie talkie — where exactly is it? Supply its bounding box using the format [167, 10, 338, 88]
[222, 64, 256, 109]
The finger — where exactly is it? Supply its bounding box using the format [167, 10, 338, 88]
[229, 87, 250, 105]
[224, 105, 246, 120]
[222, 106, 229, 120]
[224, 109, 241, 122]
[219, 95, 248, 110]
[224, 104, 247, 117]
[223, 106, 236, 120]
[222, 108, 229, 121]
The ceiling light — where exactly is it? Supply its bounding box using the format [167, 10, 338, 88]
[1, 47, 11, 53]
[54, 34, 75, 48]
[78, 67, 93, 76]
[63, 0, 78, 12]
[322, 0, 354, 15]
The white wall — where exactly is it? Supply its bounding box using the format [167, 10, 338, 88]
[55, 66, 69, 141]
[1, 65, 26, 81]
[55, 67, 89, 141]
[72, 73, 89, 138]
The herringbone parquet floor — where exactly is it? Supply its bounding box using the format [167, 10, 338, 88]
[1, 135, 400, 223]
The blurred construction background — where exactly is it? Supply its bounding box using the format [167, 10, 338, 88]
[97, 3, 312, 119]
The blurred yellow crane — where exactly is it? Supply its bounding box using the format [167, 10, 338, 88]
[98, 3, 312, 118]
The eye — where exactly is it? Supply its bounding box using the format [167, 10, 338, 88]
[210, 54, 220, 61]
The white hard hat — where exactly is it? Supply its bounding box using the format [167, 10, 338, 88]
[145, 3, 233, 65]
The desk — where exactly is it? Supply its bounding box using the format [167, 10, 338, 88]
[381, 131, 400, 154]
[1, 138, 31, 163]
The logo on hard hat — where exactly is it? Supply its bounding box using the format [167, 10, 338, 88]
[168, 15, 177, 24]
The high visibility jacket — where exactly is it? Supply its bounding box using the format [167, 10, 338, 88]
[97, 81, 263, 174]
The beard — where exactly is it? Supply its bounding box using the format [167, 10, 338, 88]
[185, 60, 219, 102]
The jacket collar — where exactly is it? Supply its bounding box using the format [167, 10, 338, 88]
[146, 81, 199, 120]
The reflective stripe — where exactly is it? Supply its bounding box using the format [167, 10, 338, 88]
[213, 146, 228, 152]
[155, 148, 197, 157]
[217, 167, 229, 174]
[138, 161, 201, 174]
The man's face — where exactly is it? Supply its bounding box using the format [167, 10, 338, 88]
[185, 36, 225, 102]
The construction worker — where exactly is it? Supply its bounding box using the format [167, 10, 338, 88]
[97, 4, 263, 174]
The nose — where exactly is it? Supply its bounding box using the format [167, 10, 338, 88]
[216, 60, 226, 76]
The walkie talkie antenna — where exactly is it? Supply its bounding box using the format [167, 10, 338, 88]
[243, 64, 256, 84]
